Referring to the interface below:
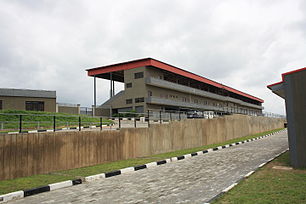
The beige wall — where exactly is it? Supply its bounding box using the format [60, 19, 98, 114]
[57, 105, 80, 115]
[108, 66, 148, 111]
[0, 115, 284, 180]
[0, 96, 56, 112]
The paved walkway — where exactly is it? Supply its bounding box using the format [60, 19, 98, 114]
[10, 131, 288, 204]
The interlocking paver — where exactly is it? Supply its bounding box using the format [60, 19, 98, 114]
[9, 131, 288, 204]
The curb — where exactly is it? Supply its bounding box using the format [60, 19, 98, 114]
[206, 131, 288, 204]
[0, 129, 286, 203]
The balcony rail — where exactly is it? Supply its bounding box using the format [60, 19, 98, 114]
[146, 77, 263, 110]
[146, 96, 261, 116]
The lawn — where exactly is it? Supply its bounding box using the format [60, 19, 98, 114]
[0, 109, 113, 133]
[213, 151, 306, 204]
[0, 128, 284, 195]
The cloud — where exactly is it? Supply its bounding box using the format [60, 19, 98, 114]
[0, 0, 305, 114]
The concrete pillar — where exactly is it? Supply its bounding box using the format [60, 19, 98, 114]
[284, 70, 306, 168]
[77, 104, 81, 115]
[92, 105, 96, 117]
[94, 76, 96, 107]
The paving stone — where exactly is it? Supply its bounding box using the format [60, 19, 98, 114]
[10, 131, 288, 204]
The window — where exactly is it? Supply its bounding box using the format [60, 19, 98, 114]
[126, 83, 132, 88]
[126, 99, 133, 104]
[148, 91, 152, 97]
[134, 72, 144, 79]
[0, 100, 2, 110]
[26, 101, 44, 111]
[135, 106, 144, 113]
[135, 97, 144, 103]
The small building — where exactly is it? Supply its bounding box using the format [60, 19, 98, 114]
[0, 88, 56, 112]
[86, 58, 264, 116]
[268, 67, 306, 168]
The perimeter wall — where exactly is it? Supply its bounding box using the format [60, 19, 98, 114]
[0, 115, 285, 180]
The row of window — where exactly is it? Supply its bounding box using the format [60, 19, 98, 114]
[159, 94, 225, 107]
[0, 100, 44, 111]
[26, 101, 44, 111]
[126, 97, 145, 104]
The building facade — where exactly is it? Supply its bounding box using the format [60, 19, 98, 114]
[268, 67, 306, 168]
[0, 88, 56, 112]
[87, 58, 264, 116]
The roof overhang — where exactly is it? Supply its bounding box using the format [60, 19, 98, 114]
[86, 58, 264, 103]
[0, 88, 56, 98]
[267, 67, 306, 99]
[267, 82, 285, 98]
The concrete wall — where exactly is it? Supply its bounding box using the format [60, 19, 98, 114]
[284, 69, 306, 168]
[57, 104, 80, 115]
[0, 115, 285, 180]
[0, 96, 56, 112]
[104, 66, 147, 113]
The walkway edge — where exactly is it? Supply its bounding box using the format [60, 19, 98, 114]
[206, 144, 288, 203]
[0, 129, 286, 203]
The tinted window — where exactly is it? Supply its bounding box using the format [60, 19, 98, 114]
[134, 72, 144, 79]
[0, 100, 2, 110]
[26, 101, 44, 111]
[135, 97, 144, 103]
[126, 83, 132, 88]
[126, 99, 133, 104]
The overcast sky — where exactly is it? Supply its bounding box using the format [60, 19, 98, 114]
[1, 0, 306, 115]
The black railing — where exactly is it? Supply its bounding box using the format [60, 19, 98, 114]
[0, 113, 112, 134]
[0, 110, 284, 134]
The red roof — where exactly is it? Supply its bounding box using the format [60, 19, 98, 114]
[267, 67, 306, 88]
[87, 58, 264, 103]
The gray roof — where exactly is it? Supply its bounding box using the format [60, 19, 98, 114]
[0, 88, 56, 99]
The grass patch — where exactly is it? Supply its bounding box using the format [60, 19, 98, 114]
[0, 128, 284, 195]
[0, 109, 113, 133]
[213, 152, 306, 204]
[0, 174, 75, 195]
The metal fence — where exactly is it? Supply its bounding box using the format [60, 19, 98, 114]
[80, 107, 93, 116]
[262, 111, 286, 118]
[0, 113, 110, 134]
[0, 110, 285, 134]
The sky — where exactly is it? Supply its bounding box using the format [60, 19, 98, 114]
[1, 0, 306, 115]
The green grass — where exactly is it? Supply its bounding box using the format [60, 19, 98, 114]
[0, 128, 284, 195]
[0, 110, 113, 133]
[213, 152, 306, 204]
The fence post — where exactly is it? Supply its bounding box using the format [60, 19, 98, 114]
[118, 114, 121, 129]
[53, 116, 56, 132]
[100, 117, 102, 131]
[160, 111, 162, 124]
[19, 115, 22, 133]
[147, 110, 150, 127]
[79, 116, 81, 131]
